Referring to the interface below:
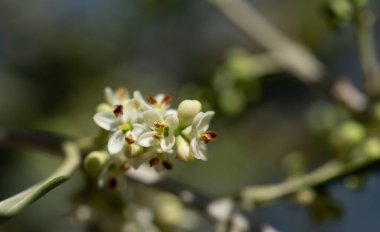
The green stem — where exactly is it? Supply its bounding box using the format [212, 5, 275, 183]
[241, 154, 380, 205]
[350, 0, 380, 97]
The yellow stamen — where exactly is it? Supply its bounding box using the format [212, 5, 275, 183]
[154, 120, 165, 129]
[153, 133, 163, 139]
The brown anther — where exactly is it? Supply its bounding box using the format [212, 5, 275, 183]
[121, 162, 131, 170]
[146, 95, 157, 104]
[116, 87, 126, 98]
[113, 104, 123, 118]
[200, 131, 217, 143]
[149, 157, 160, 167]
[108, 177, 117, 189]
[154, 120, 165, 129]
[162, 160, 173, 170]
[153, 133, 163, 139]
[161, 93, 172, 104]
[125, 135, 135, 144]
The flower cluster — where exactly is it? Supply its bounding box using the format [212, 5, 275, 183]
[93, 87, 217, 170]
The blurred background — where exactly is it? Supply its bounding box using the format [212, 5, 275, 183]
[1, 0, 380, 231]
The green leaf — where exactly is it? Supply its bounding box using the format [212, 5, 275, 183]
[0, 142, 80, 219]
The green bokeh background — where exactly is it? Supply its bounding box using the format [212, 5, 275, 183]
[1, 0, 380, 231]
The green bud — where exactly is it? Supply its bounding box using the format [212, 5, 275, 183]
[362, 137, 380, 158]
[84, 151, 109, 175]
[96, 103, 113, 112]
[330, 120, 366, 148]
[177, 100, 202, 126]
[294, 188, 316, 205]
[307, 102, 350, 135]
[153, 193, 184, 227]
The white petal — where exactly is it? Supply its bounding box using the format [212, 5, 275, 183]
[138, 131, 160, 147]
[143, 109, 163, 128]
[166, 109, 177, 116]
[124, 99, 140, 122]
[160, 135, 175, 152]
[132, 123, 148, 138]
[196, 111, 215, 131]
[192, 112, 204, 129]
[133, 90, 151, 111]
[165, 114, 179, 132]
[108, 130, 125, 154]
[130, 150, 156, 169]
[93, 111, 119, 131]
[155, 94, 165, 103]
[191, 138, 208, 160]
[104, 87, 120, 105]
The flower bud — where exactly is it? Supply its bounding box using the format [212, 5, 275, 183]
[153, 193, 184, 227]
[84, 151, 109, 175]
[330, 120, 366, 148]
[175, 136, 194, 162]
[177, 100, 202, 126]
[124, 143, 144, 158]
[96, 103, 114, 112]
[362, 137, 380, 158]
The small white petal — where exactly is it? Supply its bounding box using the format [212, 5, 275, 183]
[93, 111, 119, 131]
[196, 111, 215, 131]
[165, 114, 179, 132]
[138, 131, 160, 147]
[192, 112, 204, 131]
[191, 138, 208, 160]
[130, 150, 156, 169]
[166, 109, 178, 116]
[133, 90, 151, 111]
[143, 109, 163, 128]
[132, 123, 148, 138]
[124, 99, 140, 122]
[155, 94, 165, 103]
[108, 130, 125, 154]
[161, 135, 175, 152]
[104, 87, 118, 105]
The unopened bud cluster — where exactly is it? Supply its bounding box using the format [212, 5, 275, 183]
[92, 86, 217, 171]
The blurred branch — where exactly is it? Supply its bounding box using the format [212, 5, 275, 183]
[241, 154, 380, 205]
[350, 0, 380, 98]
[331, 77, 368, 112]
[126, 167, 279, 232]
[209, 0, 324, 82]
[0, 127, 278, 232]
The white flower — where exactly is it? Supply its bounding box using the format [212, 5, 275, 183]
[190, 111, 217, 160]
[138, 109, 179, 152]
[94, 101, 147, 154]
[96, 87, 130, 112]
[105, 86, 129, 105]
[134, 91, 172, 113]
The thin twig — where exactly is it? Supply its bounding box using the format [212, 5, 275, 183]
[209, 0, 324, 82]
[350, 0, 380, 98]
[241, 155, 380, 205]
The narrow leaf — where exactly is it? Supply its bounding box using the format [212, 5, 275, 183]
[0, 142, 80, 219]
